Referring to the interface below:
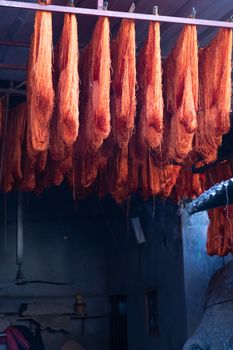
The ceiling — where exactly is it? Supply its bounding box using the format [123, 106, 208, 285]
[0, 0, 233, 83]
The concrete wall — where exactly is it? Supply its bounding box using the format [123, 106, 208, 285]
[0, 188, 110, 350]
[104, 197, 187, 350]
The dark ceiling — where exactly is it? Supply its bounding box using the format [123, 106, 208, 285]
[0, 0, 233, 83]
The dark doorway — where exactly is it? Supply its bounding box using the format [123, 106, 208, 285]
[110, 295, 128, 350]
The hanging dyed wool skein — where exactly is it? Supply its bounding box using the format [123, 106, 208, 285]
[81, 16, 111, 152]
[0, 97, 6, 140]
[19, 104, 37, 192]
[164, 24, 198, 163]
[27, 0, 54, 153]
[73, 16, 111, 190]
[195, 28, 232, 163]
[159, 164, 181, 198]
[174, 167, 203, 202]
[138, 21, 163, 151]
[57, 10, 79, 148]
[110, 19, 137, 195]
[111, 18, 136, 148]
[49, 9, 78, 184]
[110, 146, 129, 203]
[207, 206, 233, 257]
[1, 103, 26, 192]
[49, 45, 67, 162]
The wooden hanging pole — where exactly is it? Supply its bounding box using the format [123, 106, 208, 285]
[0, 0, 233, 28]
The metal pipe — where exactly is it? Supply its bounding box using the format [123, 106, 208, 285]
[16, 192, 26, 286]
[187, 178, 233, 215]
[0, 40, 29, 48]
[0, 0, 233, 28]
[0, 88, 26, 95]
[97, 0, 104, 10]
[192, 156, 233, 174]
[0, 64, 26, 70]
[17, 192, 23, 267]
[0, 81, 26, 99]
[15, 80, 26, 89]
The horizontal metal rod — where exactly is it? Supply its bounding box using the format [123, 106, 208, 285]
[0, 0, 233, 28]
[0, 64, 26, 70]
[0, 88, 26, 95]
[0, 40, 29, 48]
[15, 80, 26, 89]
[192, 156, 233, 174]
[0, 81, 26, 99]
